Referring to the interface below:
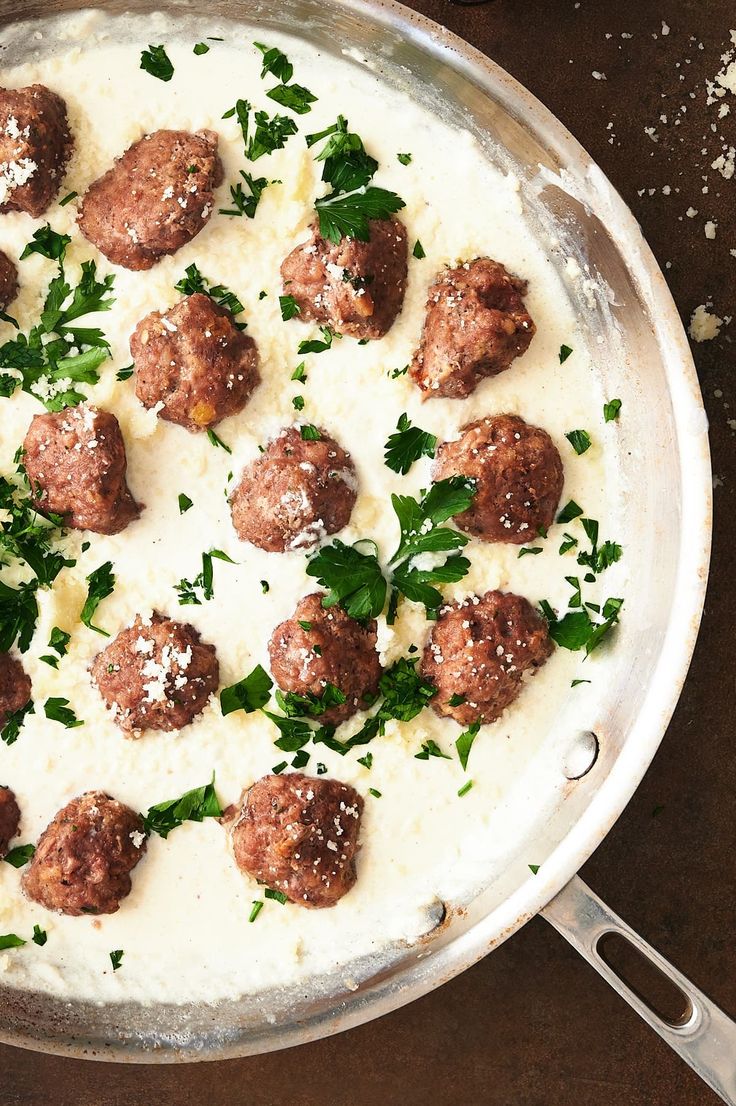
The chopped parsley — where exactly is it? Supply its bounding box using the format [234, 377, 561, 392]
[193, 41, 209, 55]
[383, 413, 437, 475]
[559, 344, 573, 363]
[223, 98, 297, 161]
[556, 499, 583, 524]
[455, 722, 480, 771]
[291, 362, 307, 382]
[219, 171, 276, 219]
[559, 533, 578, 555]
[140, 44, 174, 82]
[260, 579, 270, 593]
[309, 116, 406, 243]
[249, 900, 264, 923]
[298, 326, 337, 355]
[32, 925, 47, 946]
[300, 423, 321, 441]
[264, 887, 288, 904]
[142, 774, 222, 839]
[415, 739, 450, 761]
[253, 41, 293, 83]
[175, 549, 235, 605]
[220, 664, 273, 716]
[357, 751, 373, 769]
[316, 762, 327, 775]
[576, 518, 622, 576]
[207, 428, 232, 453]
[518, 546, 543, 558]
[566, 429, 592, 456]
[0, 230, 115, 411]
[571, 678, 591, 687]
[0, 933, 25, 950]
[1, 700, 34, 746]
[175, 263, 245, 324]
[604, 398, 622, 422]
[275, 683, 346, 719]
[279, 294, 301, 321]
[59, 190, 78, 207]
[80, 561, 115, 636]
[368, 787, 382, 798]
[178, 493, 193, 514]
[539, 596, 623, 655]
[528, 864, 540, 875]
[267, 83, 317, 115]
[412, 240, 426, 260]
[457, 780, 473, 797]
[0, 465, 75, 605]
[3, 843, 35, 868]
[116, 364, 134, 381]
[397, 152, 412, 165]
[44, 697, 83, 729]
[39, 625, 71, 669]
[110, 949, 124, 971]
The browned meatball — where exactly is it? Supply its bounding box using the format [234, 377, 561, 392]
[23, 405, 140, 535]
[90, 613, 219, 735]
[78, 129, 223, 271]
[268, 593, 381, 725]
[130, 293, 259, 432]
[433, 415, 563, 544]
[232, 773, 364, 908]
[230, 427, 357, 553]
[281, 218, 408, 340]
[0, 85, 72, 217]
[22, 791, 146, 916]
[421, 590, 553, 726]
[0, 653, 31, 728]
[0, 786, 20, 859]
[0, 250, 18, 311]
[411, 258, 535, 399]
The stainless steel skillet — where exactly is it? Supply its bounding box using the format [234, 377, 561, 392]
[0, 0, 731, 1098]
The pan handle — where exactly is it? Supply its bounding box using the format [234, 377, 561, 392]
[541, 876, 736, 1106]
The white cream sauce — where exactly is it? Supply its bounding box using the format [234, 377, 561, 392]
[0, 12, 624, 1004]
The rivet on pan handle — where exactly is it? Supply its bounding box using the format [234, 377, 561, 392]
[542, 876, 736, 1106]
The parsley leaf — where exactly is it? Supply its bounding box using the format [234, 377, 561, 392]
[223, 98, 297, 161]
[220, 664, 273, 715]
[175, 549, 235, 605]
[576, 518, 623, 576]
[267, 83, 317, 115]
[275, 683, 347, 719]
[383, 413, 437, 475]
[178, 493, 193, 514]
[219, 170, 276, 219]
[142, 774, 222, 839]
[556, 499, 583, 524]
[175, 263, 245, 325]
[566, 429, 592, 455]
[20, 226, 71, 262]
[456, 722, 480, 770]
[264, 713, 314, 752]
[32, 925, 47, 946]
[397, 152, 412, 165]
[413, 239, 426, 260]
[110, 949, 124, 970]
[604, 398, 622, 422]
[390, 477, 475, 565]
[3, 843, 35, 868]
[116, 365, 134, 381]
[140, 44, 174, 82]
[559, 344, 573, 363]
[300, 423, 321, 441]
[44, 697, 83, 728]
[415, 739, 450, 761]
[193, 42, 209, 55]
[307, 539, 387, 621]
[0, 934, 25, 950]
[1, 699, 34, 746]
[249, 900, 264, 922]
[279, 294, 301, 321]
[207, 428, 232, 453]
[539, 596, 623, 654]
[253, 41, 293, 83]
[315, 186, 406, 245]
[298, 326, 337, 354]
[80, 561, 115, 636]
[39, 625, 71, 668]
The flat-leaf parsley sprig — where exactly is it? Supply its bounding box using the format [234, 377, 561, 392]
[0, 226, 115, 411]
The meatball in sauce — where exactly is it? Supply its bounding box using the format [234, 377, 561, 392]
[90, 613, 219, 735]
[79, 129, 223, 270]
[411, 258, 535, 398]
[0, 84, 72, 216]
[230, 427, 357, 553]
[232, 773, 364, 908]
[281, 217, 408, 340]
[433, 414, 563, 543]
[269, 593, 382, 726]
[22, 791, 146, 916]
[421, 590, 553, 726]
[130, 292, 259, 432]
[0, 249, 18, 311]
[0, 786, 20, 859]
[0, 653, 31, 729]
[23, 405, 139, 535]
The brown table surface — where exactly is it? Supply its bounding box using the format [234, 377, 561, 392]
[4, 1, 736, 1103]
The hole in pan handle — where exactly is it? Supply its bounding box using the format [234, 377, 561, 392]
[541, 876, 736, 1106]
